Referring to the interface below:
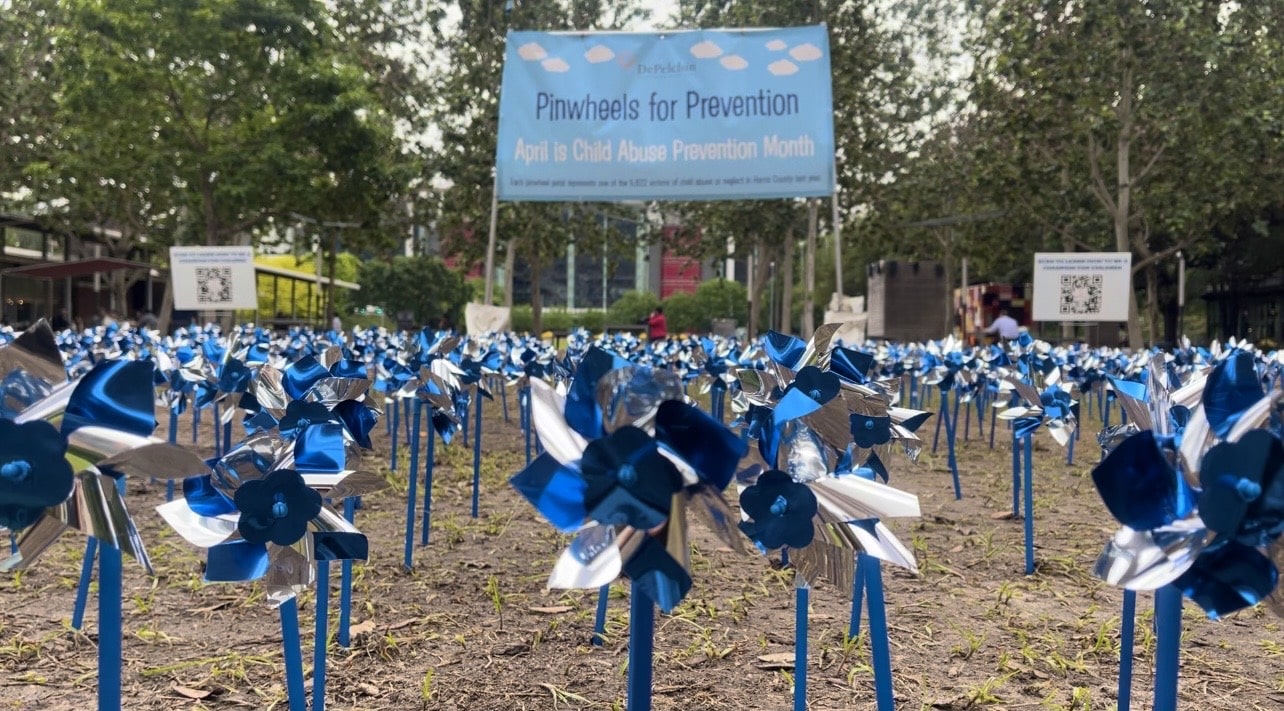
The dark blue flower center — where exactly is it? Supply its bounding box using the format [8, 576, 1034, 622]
[864, 419, 875, 430]
[0, 460, 32, 483]
[295, 418, 311, 430]
[1221, 475, 1262, 502]
[770, 495, 789, 516]
[616, 463, 637, 486]
[809, 389, 822, 401]
[272, 492, 289, 519]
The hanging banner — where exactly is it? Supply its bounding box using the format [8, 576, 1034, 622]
[169, 246, 258, 310]
[496, 26, 835, 202]
[1032, 252, 1133, 322]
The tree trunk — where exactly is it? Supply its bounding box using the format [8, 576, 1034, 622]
[781, 228, 794, 335]
[156, 276, 175, 334]
[530, 256, 543, 334]
[937, 228, 955, 338]
[748, 240, 769, 338]
[503, 238, 516, 307]
[1144, 262, 1161, 346]
[1114, 66, 1144, 349]
[802, 199, 818, 339]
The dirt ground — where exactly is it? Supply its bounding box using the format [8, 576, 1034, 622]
[2, 392, 1282, 711]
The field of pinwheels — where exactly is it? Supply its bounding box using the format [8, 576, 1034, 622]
[1, 322, 1282, 711]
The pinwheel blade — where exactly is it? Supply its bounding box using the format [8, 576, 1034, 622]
[811, 476, 921, 521]
[1093, 520, 1212, 591]
[547, 524, 621, 589]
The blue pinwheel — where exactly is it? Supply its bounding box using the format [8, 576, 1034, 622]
[510, 347, 746, 613]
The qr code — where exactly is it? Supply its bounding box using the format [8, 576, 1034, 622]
[1059, 274, 1102, 315]
[195, 267, 233, 304]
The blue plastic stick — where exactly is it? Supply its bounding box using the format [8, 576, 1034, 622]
[403, 397, 412, 444]
[471, 386, 483, 519]
[7, 532, 14, 555]
[945, 390, 962, 499]
[1118, 589, 1136, 711]
[72, 537, 98, 631]
[962, 392, 972, 440]
[975, 395, 986, 440]
[523, 388, 532, 466]
[222, 420, 232, 459]
[460, 402, 469, 447]
[794, 584, 809, 711]
[865, 555, 895, 711]
[279, 598, 307, 711]
[389, 396, 400, 474]
[314, 563, 330, 711]
[166, 408, 179, 501]
[593, 584, 610, 646]
[931, 389, 945, 454]
[338, 497, 356, 648]
[403, 401, 422, 571]
[1066, 428, 1076, 465]
[1153, 586, 1182, 711]
[192, 403, 199, 444]
[98, 542, 122, 711]
[1023, 434, 1035, 575]
[847, 553, 866, 641]
[1011, 432, 1021, 518]
[627, 588, 654, 711]
[500, 377, 510, 423]
[212, 401, 221, 455]
[421, 425, 434, 545]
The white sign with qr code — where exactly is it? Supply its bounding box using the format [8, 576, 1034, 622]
[1032, 252, 1132, 323]
[169, 246, 258, 310]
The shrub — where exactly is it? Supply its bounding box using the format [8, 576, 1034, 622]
[358, 256, 467, 328]
[662, 291, 703, 333]
[607, 291, 660, 326]
[694, 279, 748, 324]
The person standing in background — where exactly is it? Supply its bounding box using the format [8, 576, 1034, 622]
[647, 306, 667, 341]
[984, 308, 1020, 341]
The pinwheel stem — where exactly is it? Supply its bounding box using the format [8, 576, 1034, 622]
[1118, 589, 1137, 711]
[847, 554, 865, 642]
[403, 400, 422, 571]
[192, 403, 200, 444]
[1022, 434, 1035, 575]
[279, 598, 307, 711]
[499, 376, 510, 423]
[592, 584, 610, 646]
[865, 556, 895, 711]
[794, 584, 808, 711]
[390, 396, 400, 474]
[627, 587, 655, 711]
[939, 390, 962, 500]
[213, 402, 221, 456]
[97, 542, 122, 711]
[522, 388, 532, 466]
[314, 563, 330, 711]
[421, 426, 435, 546]
[1011, 434, 1021, 518]
[1153, 586, 1182, 711]
[471, 387, 483, 519]
[988, 397, 999, 450]
[339, 497, 356, 648]
[71, 537, 98, 631]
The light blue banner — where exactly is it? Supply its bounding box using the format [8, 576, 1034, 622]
[496, 26, 835, 202]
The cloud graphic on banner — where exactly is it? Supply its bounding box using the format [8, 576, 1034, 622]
[789, 43, 824, 62]
[542, 57, 571, 73]
[690, 40, 723, 59]
[766, 39, 788, 51]
[720, 55, 748, 71]
[584, 45, 615, 64]
[518, 42, 547, 61]
[768, 59, 799, 76]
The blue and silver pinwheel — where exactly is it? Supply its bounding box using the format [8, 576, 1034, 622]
[510, 347, 747, 613]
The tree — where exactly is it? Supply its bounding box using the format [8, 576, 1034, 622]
[358, 256, 469, 327]
[423, 0, 648, 332]
[965, 0, 1284, 346]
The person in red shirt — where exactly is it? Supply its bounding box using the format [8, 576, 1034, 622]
[647, 307, 667, 340]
